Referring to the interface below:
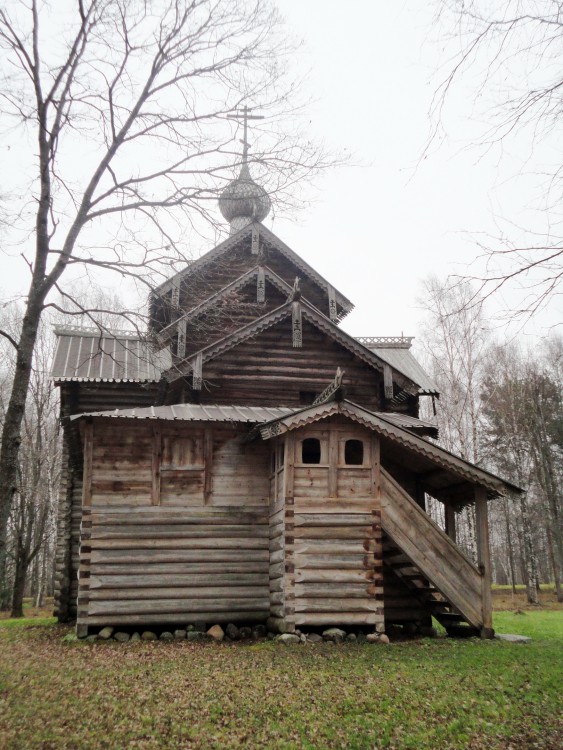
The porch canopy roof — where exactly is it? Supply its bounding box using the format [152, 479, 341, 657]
[257, 400, 522, 503]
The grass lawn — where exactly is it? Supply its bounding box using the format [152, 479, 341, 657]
[0, 607, 561, 750]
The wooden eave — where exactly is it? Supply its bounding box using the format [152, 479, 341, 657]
[164, 297, 418, 395]
[257, 399, 522, 499]
[151, 222, 354, 320]
[154, 264, 324, 350]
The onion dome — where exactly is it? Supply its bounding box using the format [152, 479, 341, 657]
[218, 162, 271, 235]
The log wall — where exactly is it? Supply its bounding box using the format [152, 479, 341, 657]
[76, 420, 271, 632]
[271, 425, 385, 631]
[201, 319, 384, 409]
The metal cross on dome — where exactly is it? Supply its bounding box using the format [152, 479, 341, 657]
[227, 105, 264, 164]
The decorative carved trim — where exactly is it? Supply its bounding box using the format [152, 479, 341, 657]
[251, 224, 260, 255]
[312, 367, 344, 405]
[292, 301, 302, 348]
[357, 336, 414, 349]
[193, 352, 203, 390]
[328, 285, 337, 322]
[257, 266, 266, 303]
[177, 318, 186, 360]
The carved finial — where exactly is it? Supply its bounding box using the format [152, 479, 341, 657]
[313, 368, 346, 405]
[288, 277, 301, 301]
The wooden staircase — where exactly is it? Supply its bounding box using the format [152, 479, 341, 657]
[383, 536, 480, 636]
[380, 468, 490, 638]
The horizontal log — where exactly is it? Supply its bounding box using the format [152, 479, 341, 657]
[92, 538, 268, 550]
[91, 549, 269, 564]
[89, 586, 269, 601]
[91, 562, 264, 575]
[292, 526, 371, 540]
[294, 513, 373, 527]
[91, 525, 268, 540]
[88, 597, 270, 616]
[295, 584, 370, 598]
[92, 507, 268, 522]
[295, 569, 374, 584]
[294, 599, 382, 613]
[294, 612, 380, 626]
[90, 573, 269, 589]
[294, 498, 374, 514]
[293, 554, 369, 570]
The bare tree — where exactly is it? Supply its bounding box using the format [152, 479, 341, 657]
[429, 1, 563, 322]
[0, 0, 335, 603]
[417, 276, 490, 559]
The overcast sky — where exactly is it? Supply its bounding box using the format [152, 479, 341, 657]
[2, 0, 560, 342]
[266, 0, 561, 342]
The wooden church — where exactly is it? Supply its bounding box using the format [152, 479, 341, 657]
[52, 145, 519, 639]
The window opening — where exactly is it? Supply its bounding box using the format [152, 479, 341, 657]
[302, 437, 321, 464]
[345, 439, 364, 465]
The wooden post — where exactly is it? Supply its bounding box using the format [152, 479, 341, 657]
[328, 430, 337, 498]
[445, 504, 457, 542]
[383, 364, 393, 400]
[281, 432, 295, 633]
[151, 426, 162, 506]
[203, 428, 213, 505]
[370, 435, 385, 632]
[81, 421, 93, 507]
[475, 486, 494, 638]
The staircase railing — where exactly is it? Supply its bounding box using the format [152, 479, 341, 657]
[380, 468, 484, 631]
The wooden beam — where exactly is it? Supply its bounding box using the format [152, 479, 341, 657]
[475, 485, 493, 637]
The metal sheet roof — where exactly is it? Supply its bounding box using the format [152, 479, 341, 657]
[70, 403, 294, 422]
[368, 346, 439, 395]
[51, 327, 171, 383]
[374, 411, 438, 436]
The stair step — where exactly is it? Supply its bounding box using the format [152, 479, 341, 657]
[437, 612, 464, 622]
[445, 624, 480, 639]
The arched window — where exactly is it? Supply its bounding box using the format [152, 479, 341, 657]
[345, 439, 364, 466]
[302, 437, 321, 464]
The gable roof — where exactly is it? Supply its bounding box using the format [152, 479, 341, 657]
[165, 296, 431, 396]
[151, 222, 353, 319]
[257, 399, 521, 497]
[51, 327, 171, 383]
[154, 264, 323, 350]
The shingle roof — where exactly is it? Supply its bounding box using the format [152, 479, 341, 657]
[51, 327, 171, 383]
